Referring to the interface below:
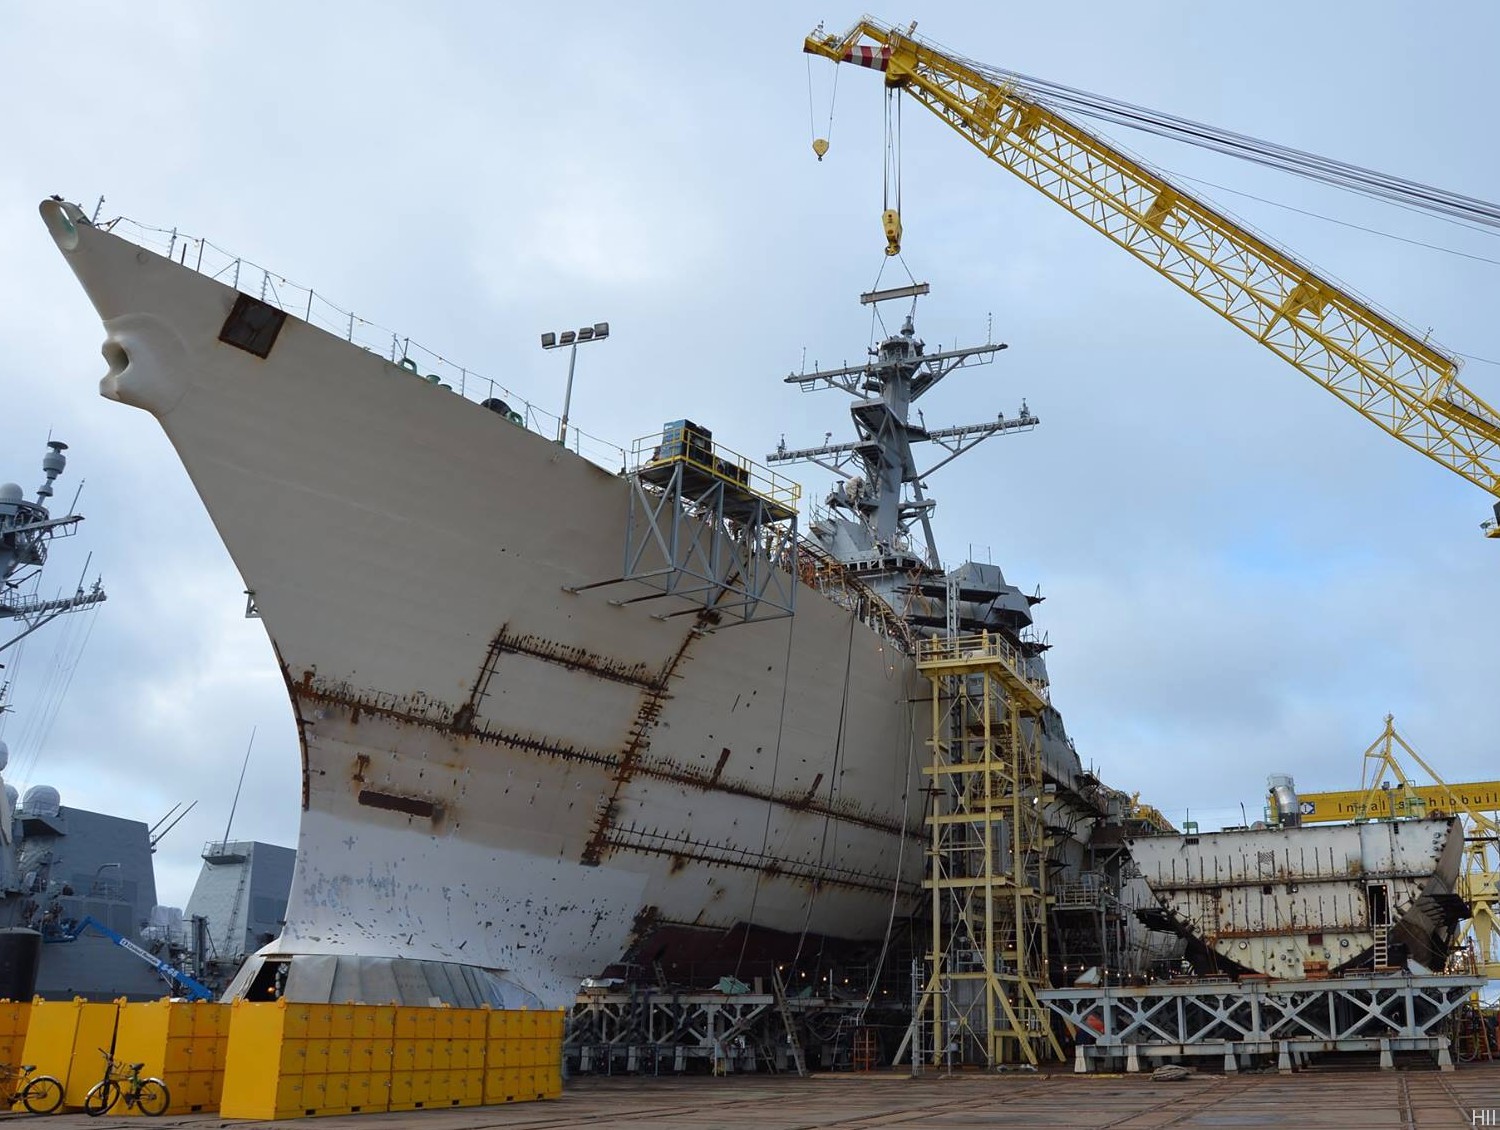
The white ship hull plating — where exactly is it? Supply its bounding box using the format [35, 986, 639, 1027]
[1128, 817, 1464, 979]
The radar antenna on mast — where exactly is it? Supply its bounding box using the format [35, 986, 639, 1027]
[770, 286, 1035, 572]
[1, 440, 107, 659]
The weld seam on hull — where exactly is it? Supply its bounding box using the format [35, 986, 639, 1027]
[582, 622, 705, 866]
[297, 682, 910, 838]
[601, 824, 906, 897]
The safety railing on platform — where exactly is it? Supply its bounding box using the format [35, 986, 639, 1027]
[95, 214, 627, 473]
[630, 429, 801, 518]
[916, 631, 1051, 703]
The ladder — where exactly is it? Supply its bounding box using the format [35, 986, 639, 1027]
[1372, 923, 1391, 969]
[771, 971, 809, 1076]
[1455, 1002, 1495, 1063]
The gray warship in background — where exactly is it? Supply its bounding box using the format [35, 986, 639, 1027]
[0, 439, 292, 999]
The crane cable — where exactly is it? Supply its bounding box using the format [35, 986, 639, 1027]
[881, 89, 904, 255]
[912, 33, 1500, 235]
[807, 55, 837, 160]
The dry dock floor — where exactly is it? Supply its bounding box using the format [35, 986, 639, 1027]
[20, 1063, 1500, 1129]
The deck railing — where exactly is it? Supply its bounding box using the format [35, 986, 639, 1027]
[98, 214, 628, 473]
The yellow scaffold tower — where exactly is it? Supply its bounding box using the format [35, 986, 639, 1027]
[913, 631, 1064, 1067]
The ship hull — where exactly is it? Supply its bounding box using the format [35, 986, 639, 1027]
[1128, 817, 1464, 978]
[45, 204, 948, 1007]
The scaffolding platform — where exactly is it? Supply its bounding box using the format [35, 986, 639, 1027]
[566, 423, 800, 627]
[564, 986, 870, 1075]
[905, 629, 1061, 1069]
[634, 423, 798, 526]
[1039, 972, 1486, 1073]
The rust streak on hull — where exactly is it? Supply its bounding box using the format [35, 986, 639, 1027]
[491, 627, 662, 690]
[582, 622, 707, 866]
[294, 671, 910, 840]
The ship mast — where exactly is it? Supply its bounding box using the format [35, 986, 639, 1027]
[0, 442, 106, 705]
[769, 287, 1037, 572]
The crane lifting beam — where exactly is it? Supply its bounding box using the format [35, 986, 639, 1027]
[805, 20, 1500, 517]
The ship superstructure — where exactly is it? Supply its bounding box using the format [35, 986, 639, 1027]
[41, 198, 1174, 1009]
[767, 292, 1085, 792]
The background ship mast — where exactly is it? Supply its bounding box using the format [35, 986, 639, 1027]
[0, 441, 106, 710]
[769, 286, 1037, 573]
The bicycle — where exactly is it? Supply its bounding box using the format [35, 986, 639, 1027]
[4, 1064, 65, 1115]
[83, 1049, 169, 1117]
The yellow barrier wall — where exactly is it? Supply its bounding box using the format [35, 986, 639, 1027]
[0, 1000, 31, 1067]
[482, 1008, 563, 1104]
[221, 1003, 562, 1119]
[387, 1005, 486, 1111]
[114, 999, 230, 1115]
[20, 999, 119, 1108]
[4, 996, 565, 1120]
[0, 1001, 31, 1104]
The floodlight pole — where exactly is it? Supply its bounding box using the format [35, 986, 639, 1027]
[558, 341, 580, 446]
[541, 321, 610, 447]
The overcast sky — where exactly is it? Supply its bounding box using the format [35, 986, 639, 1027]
[3, 1, 1498, 912]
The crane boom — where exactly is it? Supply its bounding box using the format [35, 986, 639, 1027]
[805, 20, 1500, 520]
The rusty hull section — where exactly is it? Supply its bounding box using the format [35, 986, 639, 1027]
[287, 621, 912, 900]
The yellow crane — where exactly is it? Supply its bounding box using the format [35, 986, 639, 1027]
[803, 19, 1500, 535]
[1293, 716, 1499, 980]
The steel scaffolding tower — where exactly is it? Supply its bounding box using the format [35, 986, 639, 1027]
[567, 424, 801, 626]
[911, 632, 1063, 1067]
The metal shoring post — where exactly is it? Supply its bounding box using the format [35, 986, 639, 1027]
[1008, 698, 1023, 1064]
[707, 481, 724, 612]
[667, 463, 685, 597]
[984, 666, 997, 1065]
[909, 958, 921, 1077]
[930, 669, 944, 1068]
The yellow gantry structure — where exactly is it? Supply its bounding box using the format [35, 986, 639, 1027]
[804, 20, 1500, 532]
[1295, 715, 1500, 980]
[913, 632, 1063, 1068]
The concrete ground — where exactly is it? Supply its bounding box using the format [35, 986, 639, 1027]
[31, 1062, 1500, 1129]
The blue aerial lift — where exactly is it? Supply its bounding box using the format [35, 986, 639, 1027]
[50, 916, 215, 1002]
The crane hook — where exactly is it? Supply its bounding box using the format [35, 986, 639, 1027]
[882, 209, 902, 256]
